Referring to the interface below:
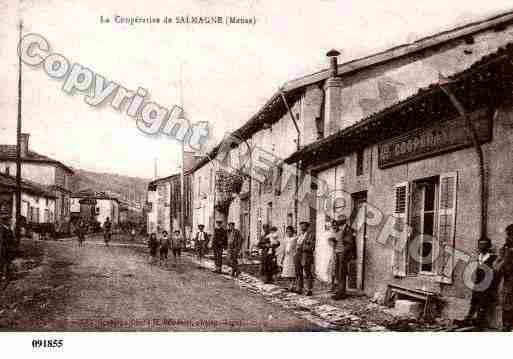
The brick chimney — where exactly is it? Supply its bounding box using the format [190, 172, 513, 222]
[20, 133, 30, 157]
[324, 50, 343, 136]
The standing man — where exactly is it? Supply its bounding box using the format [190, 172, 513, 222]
[330, 215, 356, 300]
[171, 230, 184, 265]
[103, 217, 112, 246]
[227, 222, 243, 277]
[294, 221, 316, 296]
[496, 224, 513, 330]
[258, 224, 271, 278]
[194, 224, 209, 263]
[76, 219, 86, 248]
[0, 214, 16, 281]
[212, 220, 227, 273]
[464, 237, 497, 329]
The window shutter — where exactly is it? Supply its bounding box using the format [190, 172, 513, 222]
[435, 172, 458, 284]
[392, 182, 409, 277]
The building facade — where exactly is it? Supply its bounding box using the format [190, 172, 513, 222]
[188, 11, 513, 321]
[0, 133, 74, 233]
[147, 173, 193, 238]
[71, 189, 120, 227]
[0, 172, 56, 230]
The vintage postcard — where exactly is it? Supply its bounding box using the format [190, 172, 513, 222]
[1, 0, 513, 354]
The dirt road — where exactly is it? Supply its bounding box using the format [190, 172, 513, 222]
[0, 239, 320, 331]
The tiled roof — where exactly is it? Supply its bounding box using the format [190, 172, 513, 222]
[0, 145, 74, 174]
[186, 9, 513, 175]
[0, 172, 56, 199]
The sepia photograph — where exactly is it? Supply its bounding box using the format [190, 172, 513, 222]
[1, 0, 513, 355]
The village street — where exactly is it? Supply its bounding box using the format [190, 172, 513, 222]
[0, 237, 325, 331]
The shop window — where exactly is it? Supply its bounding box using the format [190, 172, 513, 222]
[356, 149, 364, 176]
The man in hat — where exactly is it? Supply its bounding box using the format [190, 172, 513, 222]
[0, 214, 16, 281]
[329, 215, 356, 300]
[294, 220, 316, 296]
[258, 223, 271, 278]
[194, 224, 210, 261]
[227, 222, 243, 277]
[464, 237, 497, 329]
[212, 220, 227, 273]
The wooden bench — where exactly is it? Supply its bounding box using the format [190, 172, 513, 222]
[385, 283, 440, 319]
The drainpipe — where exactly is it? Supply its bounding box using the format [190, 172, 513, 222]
[279, 89, 301, 230]
[439, 82, 487, 239]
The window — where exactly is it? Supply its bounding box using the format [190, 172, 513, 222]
[209, 169, 213, 192]
[287, 213, 293, 227]
[418, 179, 437, 273]
[5, 166, 10, 175]
[34, 207, 40, 223]
[266, 202, 272, 226]
[356, 149, 364, 176]
[315, 117, 324, 139]
[393, 172, 458, 283]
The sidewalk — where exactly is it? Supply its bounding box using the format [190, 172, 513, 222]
[187, 254, 388, 331]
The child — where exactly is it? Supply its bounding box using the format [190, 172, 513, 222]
[159, 231, 170, 265]
[148, 233, 159, 264]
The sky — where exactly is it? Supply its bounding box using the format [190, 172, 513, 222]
[0, 0, 512, 179]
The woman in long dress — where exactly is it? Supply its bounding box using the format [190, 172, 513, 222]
[327, 220, 337, 292]
[280, 226, 297, 291]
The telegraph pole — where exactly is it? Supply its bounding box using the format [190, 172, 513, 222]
[179, 62, 186, 240]
[15, 21, 23, 246]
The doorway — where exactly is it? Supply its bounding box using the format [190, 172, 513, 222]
[348, 191, 367, 290]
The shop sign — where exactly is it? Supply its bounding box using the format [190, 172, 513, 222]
[378, 109, 492, 169]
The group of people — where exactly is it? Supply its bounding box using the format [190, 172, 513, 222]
[148, 230, 185, 265]
[206, 220, 243, 277]
[257, 216, 356, 299]
[73, 217, 112, 248]
[462, 224, 513, 330]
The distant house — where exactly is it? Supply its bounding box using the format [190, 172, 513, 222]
[146, 152, 197, 238]
[0, 133, 74, 233]
[71, 189, 120, 227]
[0, 172, 56, 230]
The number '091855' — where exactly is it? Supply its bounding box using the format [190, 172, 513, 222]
[32, 339, 63, 348]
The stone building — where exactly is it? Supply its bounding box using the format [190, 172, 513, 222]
[146, 152, 195, 238]
[0, 172, 56, 229]
[189, 11, 513, 321]
[0, 133, 74, 234]
[71, 189, 120, 226]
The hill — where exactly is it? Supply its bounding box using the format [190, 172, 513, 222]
[70, 168, 150, 205]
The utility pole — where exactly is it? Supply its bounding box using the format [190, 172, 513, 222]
[179, 62, 186, 240]
[15, 21, 23, 246]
